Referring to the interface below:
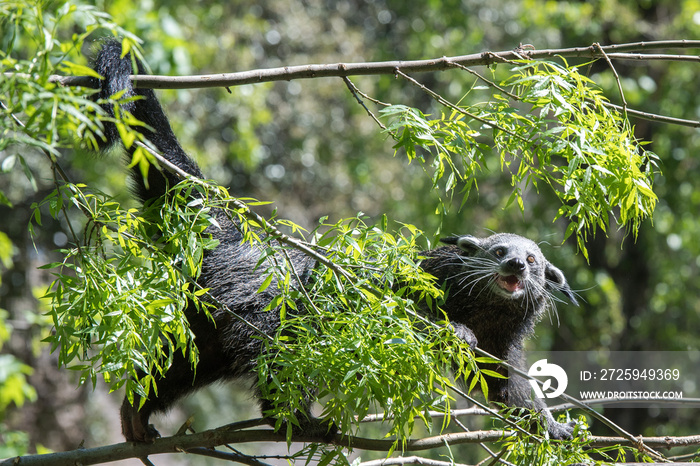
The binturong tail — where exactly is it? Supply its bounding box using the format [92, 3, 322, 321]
[92, 39, 204, 203]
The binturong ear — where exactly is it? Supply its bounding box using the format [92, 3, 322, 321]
[441, 235, 481, 254]
[544, 262, 579, 306]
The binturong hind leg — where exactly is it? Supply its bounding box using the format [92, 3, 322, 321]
[121, 396, 160, 443]
[120, 349, 203, 443]
[121, 324, 233, 442]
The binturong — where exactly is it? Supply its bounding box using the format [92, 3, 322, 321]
[90, 40, 579, 443]
[420, 234, 579, 440]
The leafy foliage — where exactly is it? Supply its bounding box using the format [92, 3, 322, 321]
[256, 217, 486, 443]
[383, 60, 659, 259]
[39, 181, 219, 402]
[382, 105, 487, 201]
[0, 310, 37, 415]
[0, 1, 142, 160]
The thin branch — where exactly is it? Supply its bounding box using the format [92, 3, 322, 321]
[587, 39, 700, 52]
[281, 248, 323, 314]
[343, 76, 391, 107]
[446, 57, 699, 129]
[550, 397, 700, 411]
[446, 61, 520, 101]
[668, 450, 700, 462]
[359, 408, 489, 423]
[594, 43, 628, 117]
[605, 52, 700, 62]
[0, 101, 87, 251]
[596, 100, 700, 128]
[185, 448, 274, 466]
[449, 384, 538, 440]
[453, 417, 517, 466]
[479, 448, 510, 466]
[342, 76, 388, 131]
[393, 69, 527, 142]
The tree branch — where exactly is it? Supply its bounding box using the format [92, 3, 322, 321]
[185, 447, 274, 466]
[595, 100, 700, 128]
[4, 418, 700, 466]
[28, 40, 698, 90]
[0, 424, 511, 466]
[594, 43, 629, 117]
[394, 68, 528, 141]
[20, 39, 694, 130]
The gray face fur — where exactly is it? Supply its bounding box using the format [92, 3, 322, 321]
[441, 233, 578, 312]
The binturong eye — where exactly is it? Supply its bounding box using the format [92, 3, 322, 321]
[527, 255, 535, 264]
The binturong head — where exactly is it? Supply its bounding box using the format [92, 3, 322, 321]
[440, 233, 579, 307]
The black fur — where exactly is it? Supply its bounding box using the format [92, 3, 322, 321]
[91, 40, 578, 442]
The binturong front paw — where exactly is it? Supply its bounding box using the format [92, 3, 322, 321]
[547, 419, 575, 440]
[452, 322, 478, 349]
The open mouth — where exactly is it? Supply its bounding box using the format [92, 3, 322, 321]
[495, 274, 524, 293]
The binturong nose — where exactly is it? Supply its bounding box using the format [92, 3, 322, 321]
[504, 257, 526, 273]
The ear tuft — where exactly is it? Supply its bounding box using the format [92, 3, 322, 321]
[440, 236, 459, 245]
[441, 235, 481, 254]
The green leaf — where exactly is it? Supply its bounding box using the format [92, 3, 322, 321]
[480, 369, 508, 379]
[58, 61, 103, 79]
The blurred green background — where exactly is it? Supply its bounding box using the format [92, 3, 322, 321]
[1, 0, 699, 462]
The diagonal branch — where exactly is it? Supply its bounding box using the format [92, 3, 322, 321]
[594, 43, 628, 117]
[342, 76, 388, 131]
[393, 68, 528, 142]
[135, 141, 353, 282]
[594, 100, 700, 128]
[472, 347, 667, 462]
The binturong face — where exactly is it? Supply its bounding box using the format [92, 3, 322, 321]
[440, 233, 578, 307]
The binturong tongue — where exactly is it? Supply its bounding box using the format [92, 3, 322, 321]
[496, 274, 524, 293]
